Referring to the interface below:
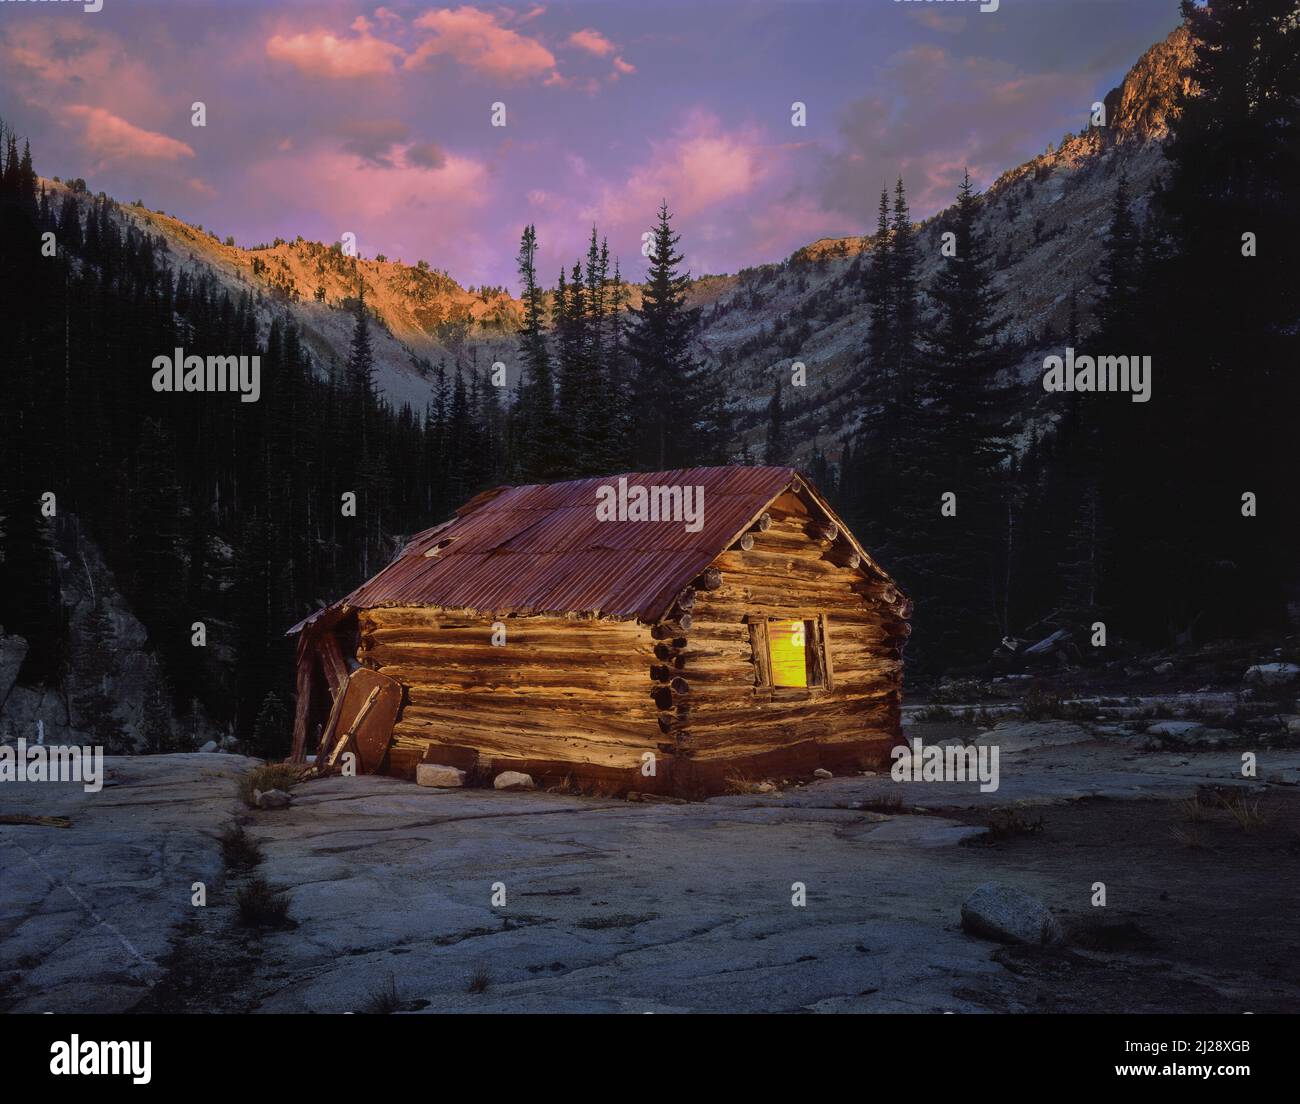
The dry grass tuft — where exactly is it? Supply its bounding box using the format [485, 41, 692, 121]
[220, 823, 262, 869]
[466, 964, 491, 994]
[238, 763, 301, 808]
[362, 974, 400, 1014]
[235, 878, 292, 929]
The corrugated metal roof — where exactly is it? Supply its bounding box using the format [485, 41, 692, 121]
[288, 466, 892, 631]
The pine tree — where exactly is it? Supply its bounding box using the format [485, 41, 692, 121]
[888, 177, 921, 392]
[251, 690, 290, 760]
[139, 674, 176, 754]
[73, 601, 129, 752]
[626, 202, 701, 469]
[1093, 174, 1141, 348]
[920, 170, 1008, 652]
[555, 260, 589, 474]
[513, 224, 562, 480]
[864, 186, 893, 385]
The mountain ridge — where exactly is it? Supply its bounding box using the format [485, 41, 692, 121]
[41, 22, 1193, 453]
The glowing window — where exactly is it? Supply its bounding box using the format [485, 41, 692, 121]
[748, 616, 831, 691]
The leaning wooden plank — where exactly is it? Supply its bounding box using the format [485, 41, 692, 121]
[315, 674, 352, 764]
[318, 631, 350, 698]
[0, 814, 72, 828]
[326, 730, 355, 771]
[289, 633, 316, 763]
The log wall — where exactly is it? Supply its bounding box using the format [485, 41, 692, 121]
[356, 608, 668, 789]
[669, 492, 904, 790]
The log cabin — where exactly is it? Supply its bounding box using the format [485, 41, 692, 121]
[287, 466, 911, 797]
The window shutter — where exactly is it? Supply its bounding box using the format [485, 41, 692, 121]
[817, 614, 835, 692]
[747, 617, 772, 688]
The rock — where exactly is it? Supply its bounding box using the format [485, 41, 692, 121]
[0, 633, 28, 705]
[1245, 662, 1300, 687]
[1147, 720, 1205, 739]
[1154, 661, 1174, 675]
[493, 771, 535, 791]
[813, 768, 833, 779]
[974, 720, 1090, 753]
[198, 740, 219, 753]
[254, 788, 292, 809]
[754, 781, 777, 793]
[416, 763, 466, 788]
[961, 883, 1063, 946]
[1146, 720, 1237, 748]
[1023, 629, 1071, 657]
[1285, 716, 1300, 735]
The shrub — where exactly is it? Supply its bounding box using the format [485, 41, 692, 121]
[220, 823, 262, 870]
[236, 879, 291, 929]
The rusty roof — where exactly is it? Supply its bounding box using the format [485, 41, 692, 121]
[287, 466, 893, 632]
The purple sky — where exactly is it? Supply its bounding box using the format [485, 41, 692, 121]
[1, 0, 1183, 288]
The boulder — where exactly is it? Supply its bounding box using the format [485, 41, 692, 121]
[813, 768, 833, 779]
[961, 882, 1063, 946]
[254, 788, 292, 809]
[416, 763, 466, 788]
[198, 740, 219, 753]
[493, 771, 535, 791]
[1154, 661, 1174, 675]
[1245, 663, 1300, 687]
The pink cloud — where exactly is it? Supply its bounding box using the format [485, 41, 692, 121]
[62, 105, 195, 168]
[612, 56, 636, 76]
[243, 143, 498, 280]
[0, 22, 162, 121]
[600, 112, 768, 228]
[266, 28, 404, 79]
[406, 6, 556, 81]
[517, 111, 789, 279]
[568, 28, 615, 57]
